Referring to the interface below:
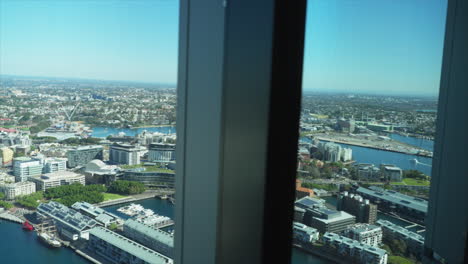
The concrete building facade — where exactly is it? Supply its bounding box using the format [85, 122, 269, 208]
[0, 181, 36, 200]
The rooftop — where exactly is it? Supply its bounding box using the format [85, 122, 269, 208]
[89, 226, 173, 264]
[37, 201, 97, 232]
[124, 218, 174, 247]
[377, 220, 424, 244]
[323, 232, 387, 258]
[357, 186, 428, 213]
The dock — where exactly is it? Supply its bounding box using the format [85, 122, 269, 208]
[0, 212, 23, 224]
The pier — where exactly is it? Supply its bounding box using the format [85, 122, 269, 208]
[0, 212, 23, 224]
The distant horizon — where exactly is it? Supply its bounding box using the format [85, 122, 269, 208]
[0, 0, 447, 95]
[1, 73, 440, 98]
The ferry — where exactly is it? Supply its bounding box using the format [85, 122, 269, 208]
[22, 221, 34, 231]
[38, 233, 62, 248]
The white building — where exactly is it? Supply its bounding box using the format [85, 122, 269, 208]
[292, 222, 319, 243]
[322, 232, 388, 264]
[13, 157, 43, 182]
[343, 223, 383, 247]
[30, 171, 85, 191]
[0, 181, 36, 200]
[43, 157, 68, 173]
[148, 143, 176, 163]
[109, 143, 141, 165]
[341, 148, 353, 161]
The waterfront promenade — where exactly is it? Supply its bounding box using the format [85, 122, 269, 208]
[96, 189, 175, 207]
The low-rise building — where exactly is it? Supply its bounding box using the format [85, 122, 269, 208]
[88, 226, 173, 264]
[30, 171, 85, 191]
[0, 181, 36, 200]
[322, 232, 388, 264]
[83, 159, 120, 184]
[343, 223, 383, 247]
[123, 218, 174, 258]
[37, 201, 98, 241]
[292, 222, 319, 243]
[356, 186, 427, 224]
[380, 165, 403, 182]
[71, 202, 122, 227]
[13, 157, 43, 182]
[121, 170, 175, 189]
[356, 163, 381, 181]
[377, 220, 424, 258]
[295, 196, 355, 233]
[295, 179, 314, 199]
[43, 157, 68, 173]
[0, 147, 14, 167]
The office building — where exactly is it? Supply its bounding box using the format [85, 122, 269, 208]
[43, 157, 68, 173]
[88, 226, 173, 264]
[0, 147, 14, 167]
[322, 232, 388, 264]
[0, 181, 36, 200]
[83, 159, 120, 184]
[355, 163, 381, 181]
[337, 191, 378, 224]
[295, 196, 355, 233]
[148, 143, 175, 163]
[67, 145, 103, 168]
[71, 202, 122, 227]
[380, 165, 403, 182]
[123, 218, 174, 258]
[337, 118, 355, 133]
[292, 222, 319, 243]
[121, 170, 175, 189]
[377, 220, 424, 258]
[109, 143, 141, 165]
[13, 157, 43, 182]
[37, 201, 98, 241]
[30, 171, 85, 191]
[343, 223, 382, 247]
[356, 186, 427, 224]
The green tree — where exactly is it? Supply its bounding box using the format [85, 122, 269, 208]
[109, 223, 118, 231]
[108, 180, 146, 195]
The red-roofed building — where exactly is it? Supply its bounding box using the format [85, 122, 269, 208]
[296, 179, 314, 199]
[0, 127, 18, 133]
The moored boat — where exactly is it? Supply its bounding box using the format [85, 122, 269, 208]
[38, 232, 62, 248]
[22, 221, 34, 231]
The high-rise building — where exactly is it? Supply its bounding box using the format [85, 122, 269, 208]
[148, 143, 176, 163]
[109, 143, 141, 165]
[66, 145, 103, 168]
[337, 191, 378, 224]
[13, 157, 43, 182]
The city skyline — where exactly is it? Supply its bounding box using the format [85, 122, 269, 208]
[0, 0, 447, 95]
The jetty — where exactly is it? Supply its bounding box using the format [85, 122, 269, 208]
[0, 212, 23, 224]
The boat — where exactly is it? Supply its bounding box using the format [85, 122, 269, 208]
[38, 232, 62, 248]
[159, 194, 168, 200]
[22, 221, 34, 231]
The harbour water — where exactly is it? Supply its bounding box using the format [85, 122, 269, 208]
[0, 221, 87, 264]
[301, 136, 434, 176]
[91, 126, 176, 138]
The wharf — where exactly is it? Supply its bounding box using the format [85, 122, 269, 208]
[0, 212, 23, 224]
[313, 136, 433, 158]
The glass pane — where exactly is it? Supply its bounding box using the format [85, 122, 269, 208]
[292, 1, 447, 264]
[0, 1, 178, 263]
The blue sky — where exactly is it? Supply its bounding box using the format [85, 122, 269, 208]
[0, 0, 447, 95]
